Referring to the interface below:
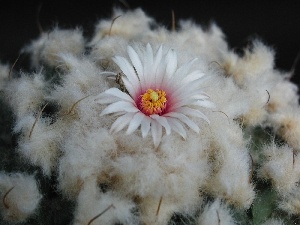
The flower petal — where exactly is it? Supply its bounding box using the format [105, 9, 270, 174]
[170, 97, 214, 111]
[176, 106, 210, 123]
[122, 77, 137, 99]
[101, 43, 215, 147]
[104, 88, 135, 103]
[165, 70, 204, 91]
[182, 70, 205, 84]
[113, 56, 140, 89]
[159, 48, 178, 89]
[191, 99, 216, 109]
[165, 112, 200, 133]
[153, 46, 163, 72]
[153, 45, 163, 88]
[166, 117, 187, 139]
[170, 76, 207, 100]
[191, 93, 210, 100]
[94, 92, 119, 104]
[127, 45, 143, 77]
[142, 43, 154, 90]
[126, 112, 145, 135]
[150, 114, 171, 135]
[141, 116, 151, 138]
[165, 48, 177, 79]
[172, 58, 198, 82]
[110, 112, 136, 133]
[151, 120, 162, 148]
[100, 101, 139, 116]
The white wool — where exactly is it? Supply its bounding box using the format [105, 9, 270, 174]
[127, 41, 198, 69]
[89, 35, 129, 69]
[259, 143, 300, 193]
[3, 7, 300, 225]
[176, 21, 228, 61]
[89, 8, 153, 45]
[55, 53, 107, 90]
[143, 21, 228, 63]
[113, 131, 154, 155]
[73, 178, 138, 225]
[4, 71, 47, 119]
[142, 26, 172, 45]
[22, 27, 85, 68]
[43, 54, 113, 134]
[217, 41, 287, 126]
[221, 40, 275, 86]
[0, 172, 42, 223]
[57, 53, 108, 94]
[50, 83, 86, 116]
[240, 90, 269, 126]
[58, 127, 117, 198]
[208, 108, 246, 151]
[216, 41, 289, 126]
[261, 218, 285, 225]
[205, 115, 254, 208]
[0, 62, 9, 91]
[111, 131, 207, 201]
[235, 73, 273, 125]
[206, 146, 255, 208]
[159, 131, 209, 212]
[108, 130, 207, 219]
[279, 187, 300, 215]
[197, 199, 236, 225]
[110, 149, 164, 198]
[266, 74, 299, 113]
[14, 114, 62, 176]
[138, 196, 182, 225]
[47, 54, 109, 115]
[200, 62, 269, 126]
[202, 73, 250, 120]
[243, 69, 298, 125]
[71, 94, 110, 131]
[269, 107, 300, 150]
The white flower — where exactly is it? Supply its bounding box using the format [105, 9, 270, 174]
[96, 43, 214, 147]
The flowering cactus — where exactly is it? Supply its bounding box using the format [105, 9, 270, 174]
[0, 7, 300, 225]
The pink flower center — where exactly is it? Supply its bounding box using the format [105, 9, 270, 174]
[139, 89, 167, 115]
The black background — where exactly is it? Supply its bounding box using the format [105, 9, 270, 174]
[0, 0, 299, 85]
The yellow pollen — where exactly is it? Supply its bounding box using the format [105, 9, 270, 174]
[140, 89, 167, 115]
[150, 91, 159, 102]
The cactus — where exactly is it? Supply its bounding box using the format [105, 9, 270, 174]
[0, 7, 299, 225]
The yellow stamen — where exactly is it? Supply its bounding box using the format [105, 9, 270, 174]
[140, 89, 167, 115]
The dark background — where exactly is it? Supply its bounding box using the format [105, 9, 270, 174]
[0, 0, 299, 84]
